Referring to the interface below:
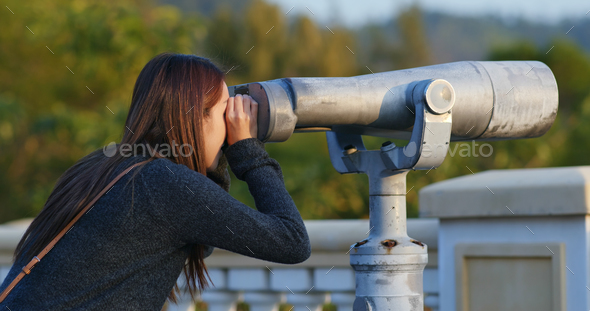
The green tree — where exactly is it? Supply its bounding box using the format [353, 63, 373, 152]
[241, 0, 289, 81]
[394, 5, 432, 69]
[0, 0, 207, 221]
[318, 27, 358, 77]
[285, 16, 323, 77]
[203, 4, 242, 73]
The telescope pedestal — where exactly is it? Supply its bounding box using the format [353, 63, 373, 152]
[348, 155, 427, 311]
[325, 79, 455, 310]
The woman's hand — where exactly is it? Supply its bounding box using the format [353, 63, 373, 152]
[226, 94, 258, 146]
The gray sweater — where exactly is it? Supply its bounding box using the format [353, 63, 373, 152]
[0, 138, 311, 310]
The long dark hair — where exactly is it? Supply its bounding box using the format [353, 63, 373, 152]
[13, 52, 226, 303]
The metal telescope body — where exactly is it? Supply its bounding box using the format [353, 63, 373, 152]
[229, 61, 559, 311]
[231, 61, 557, 142]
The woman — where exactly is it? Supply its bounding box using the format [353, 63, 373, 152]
[0, 53, 311, 310]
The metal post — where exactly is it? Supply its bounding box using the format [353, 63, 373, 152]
[348, 154, 428, 311]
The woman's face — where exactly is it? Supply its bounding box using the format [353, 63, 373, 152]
[203, 81, 230, 173]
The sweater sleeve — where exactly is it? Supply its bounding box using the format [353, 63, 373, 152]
[142, 138, 311, 264]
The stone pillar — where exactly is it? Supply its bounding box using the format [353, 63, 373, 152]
[420, 166, 590, 311]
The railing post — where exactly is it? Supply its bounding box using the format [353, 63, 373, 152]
[166, 291, 196, 311]
[200, 290, 240, 311]
[242, 291, 282, 311]
[285, 292, 328, 311]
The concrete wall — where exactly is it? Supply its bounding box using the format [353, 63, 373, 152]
[420, 166, 590, 311]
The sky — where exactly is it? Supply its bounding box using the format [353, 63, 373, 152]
[265, 0, 590, 28]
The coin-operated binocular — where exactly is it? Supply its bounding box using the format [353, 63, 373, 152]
[229, 61, 558, 311]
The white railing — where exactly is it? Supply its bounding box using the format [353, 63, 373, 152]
[0, 218, 439, 311]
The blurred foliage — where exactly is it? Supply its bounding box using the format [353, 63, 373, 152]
[486, 38, 590, 168]
[0, 0, 206, 221]
[1, 0, 589, 225]
[395, 5, 432, 69]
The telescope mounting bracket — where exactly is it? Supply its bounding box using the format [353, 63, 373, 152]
[327, 79, 455, 173]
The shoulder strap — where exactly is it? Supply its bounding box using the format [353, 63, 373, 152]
[0, 159, 152, 303]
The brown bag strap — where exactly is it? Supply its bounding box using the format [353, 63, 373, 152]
[0, 159, 152, 303]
